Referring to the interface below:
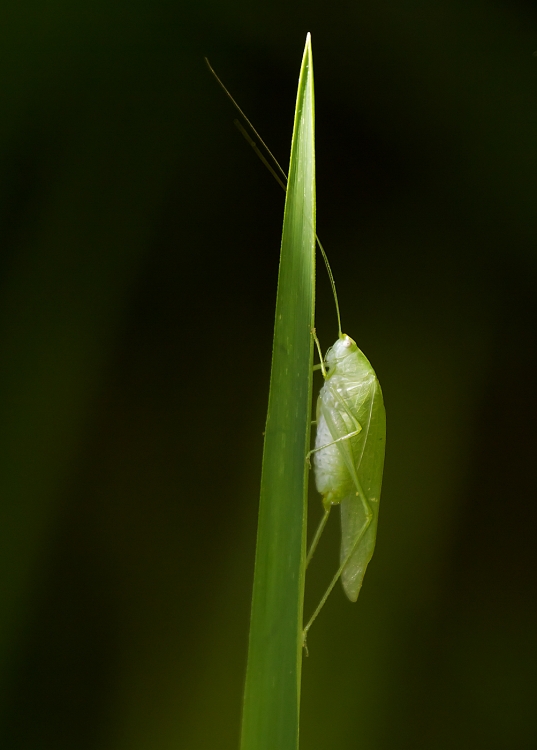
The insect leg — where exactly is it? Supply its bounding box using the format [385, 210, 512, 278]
[311, 328, 328, 378]
[309, 380, 365, 480]
[302, 501, 372, 646]
[322, 379, 375, 519]
[306, 507, 331, 568]
[306, 425, 363, 466]
[331, 384, 377, 601]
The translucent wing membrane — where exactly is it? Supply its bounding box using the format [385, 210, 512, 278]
[340, 379, 385, 601]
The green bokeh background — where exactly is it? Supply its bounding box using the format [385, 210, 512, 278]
[1, 3, 536, 749]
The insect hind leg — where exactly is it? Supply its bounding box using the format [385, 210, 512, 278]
[305, 425, 363, 467]
[306, 506, 331, 568]
[302, 500, 372, 647]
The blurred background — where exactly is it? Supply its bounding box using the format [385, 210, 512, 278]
[1, 2, 536, 748]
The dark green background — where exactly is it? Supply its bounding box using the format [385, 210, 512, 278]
[1, 2, 536, 749]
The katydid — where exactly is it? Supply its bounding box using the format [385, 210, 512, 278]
[206, 58, 386, 640]
[303, 327, 385, 640]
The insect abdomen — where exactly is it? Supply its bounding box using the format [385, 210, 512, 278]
[313, 374, 361, 504]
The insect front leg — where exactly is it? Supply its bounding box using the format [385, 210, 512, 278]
[311, 328, 328, 378]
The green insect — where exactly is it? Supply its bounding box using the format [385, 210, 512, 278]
[302, 321, 386, 640]
[206, 58, 386, 640]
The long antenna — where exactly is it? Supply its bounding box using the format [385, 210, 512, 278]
[205, 57, 343, 337]
[234, 119, 286, 191]
[204, 58, 287, 186]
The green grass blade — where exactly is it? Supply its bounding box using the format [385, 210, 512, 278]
[240, 34, 315, 750]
